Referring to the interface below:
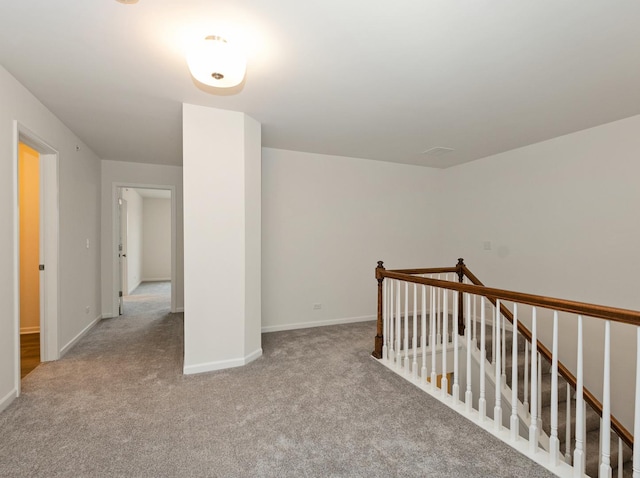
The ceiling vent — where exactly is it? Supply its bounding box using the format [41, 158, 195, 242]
[422, 147, 454, 157]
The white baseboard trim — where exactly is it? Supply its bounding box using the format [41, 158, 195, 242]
[141, 277, 171, 282]
[183, 347, 262, 375]
[20, 326, 40, 335]
[0, 388, 18, 414]
[244, 347, 262, 364]
[261, 315, 375, 334]
[59, 314, 101, 357]
[174, 307, 184, 313]
[101, 312, 118, 319]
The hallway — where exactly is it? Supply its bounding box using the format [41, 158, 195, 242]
[123, 280, 171, 317]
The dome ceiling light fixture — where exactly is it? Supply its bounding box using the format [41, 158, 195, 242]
[115, 0, 139, 4]
[187, 35, 247, 88]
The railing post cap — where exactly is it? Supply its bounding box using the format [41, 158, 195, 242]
[376, 261, 385, 282]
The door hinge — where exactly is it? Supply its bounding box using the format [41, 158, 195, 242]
[119, 291, 123, 297]
[39, 264, 45, 271]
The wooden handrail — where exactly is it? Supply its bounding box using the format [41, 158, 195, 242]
[460, 265, 634, 449]
[380, 270, 640, 326]
[373, 259, 636, 449]
[388, 266, 458, 275]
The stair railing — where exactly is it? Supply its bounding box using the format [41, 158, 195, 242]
[373, 259, 640, 477]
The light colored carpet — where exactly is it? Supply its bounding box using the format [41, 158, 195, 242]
[0, 286, 554, 477]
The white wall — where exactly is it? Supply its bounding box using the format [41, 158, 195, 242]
[182, 104, 262, 374]
[142, 197, 171, 281]
[0, 65, 101, 412]
[244, 116, 262, 357]
[122, 188, 143, 293]
[440, 114, 640, 430]
[101, 160, 184, 317]
[261, 148, 445, 332]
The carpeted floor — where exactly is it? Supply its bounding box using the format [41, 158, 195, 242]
[0, 282, 554, 477]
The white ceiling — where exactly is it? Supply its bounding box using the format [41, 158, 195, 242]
[1, 1, 640, 168]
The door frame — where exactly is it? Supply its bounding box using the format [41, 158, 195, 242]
[111, 182, 177, 315]
[13, 121, 60, 395]
[118, 194, 128, 314]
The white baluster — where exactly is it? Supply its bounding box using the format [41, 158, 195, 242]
[389, 280, 395, 362]
[510, 303, 519, 442]
[635, 327, 640, 478]
[383, 279, 388, 359]
[529, 307, 539, 454]
[395, 280, 401, 367]
[421, 284, 427, 380]
[382, 278, 388, 361]
[473, 294, 477, 343]
[492, 303, 496, 364]
[494, 299, 502, 430]
[538, 353, 542, 432]
[565, 382, 572, 464]
[550, 311, 560, 466]
[453, 291, 459, 404]
[479, 296, 487, 422]
[386, 279, 395, 360]
[465, 293, 473, 413]
[583, 402, 587, 472]
[524, 340, 530, 414]
[501, 314, 507, 384]
[436, 275, 441, 345]
[430, 287, 437, 392]
[403, 282, 409, 371]
[600, 417, 603, 473]
[618, 437, 623, 478]
[412, 283, 418, 379]
[574, 315, 585, 477]
[600, 320, 612, 478]
[442, 288, 449, 397]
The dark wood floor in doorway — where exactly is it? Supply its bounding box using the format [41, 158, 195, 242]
[21, 333, 40, 378]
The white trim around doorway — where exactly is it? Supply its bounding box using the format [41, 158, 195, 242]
[13, 121, 60, 397]
[110, 182, 178, 316]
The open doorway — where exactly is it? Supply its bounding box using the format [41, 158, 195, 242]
[14, 123, 60, 392]
[18, 143, 41, 377]
[115, 186, 176, 316]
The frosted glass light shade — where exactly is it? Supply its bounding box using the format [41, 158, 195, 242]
[187, 36, 246, 88]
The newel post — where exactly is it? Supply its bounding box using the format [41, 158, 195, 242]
[372, 261, 385, 359]
[456, 258, 466, 336]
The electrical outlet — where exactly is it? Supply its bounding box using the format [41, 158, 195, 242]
[313, 303, 322, 310]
